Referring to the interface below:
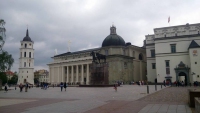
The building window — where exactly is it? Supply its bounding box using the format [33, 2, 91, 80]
[151, 50, 155, 57]
[171, 44, 176, 53]
[29, 52, 31, 58]
[152, 63, 156, 69]
[25, 44, 27, 48]
[29, 63, 30, 67]
[27, 71, 28, 73]
[24, 52, 26, 57]
[195, 62, 197, 64]
[105, 50, 108, 56]
[24, 62, 26, 67]
[27, 76, 28, 78]
[22, 76, 23, 78]
[139, 53, 143, 60]
[21, 52, 22, 57]
[165, 60, 170, 74]
[165, 60, 170, 67]
[123, 50, 125, 55]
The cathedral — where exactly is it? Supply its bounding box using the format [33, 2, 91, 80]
[48, 25, 146, 85]
[17, 29, 35, 85]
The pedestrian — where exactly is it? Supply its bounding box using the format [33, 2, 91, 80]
[25, 82, 28, 92]
[64, 82, 67, 91]
[163, 80, 166, 87]
[4, 83, 8, 93]
[60, 82, 64, 91]
[19, 83, 23, 92]
[113, 83, 117, 92]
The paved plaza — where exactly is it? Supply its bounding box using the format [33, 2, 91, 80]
[0, 85, 198, 113]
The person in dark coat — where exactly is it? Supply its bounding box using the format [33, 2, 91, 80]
[64, 82, 67, 91]
[60, 82, 64, 92]
[4, 83, 8, 93]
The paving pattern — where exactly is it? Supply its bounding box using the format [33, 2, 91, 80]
[0, 85, 199, 113]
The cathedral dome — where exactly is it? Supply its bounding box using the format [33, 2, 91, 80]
[23, 29, 32, 42]
[102, 25, 125, 47]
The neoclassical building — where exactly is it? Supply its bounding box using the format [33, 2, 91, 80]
[17, 29, 35, 85]
[48, 25, 146, 85]
[145, 23, 200, 84]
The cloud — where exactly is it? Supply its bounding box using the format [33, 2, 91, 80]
[1, 0, 200, 72]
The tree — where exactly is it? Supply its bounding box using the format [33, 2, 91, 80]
[8, 74, 18, 85]
[0, 19, 14, 84]
[0, 72, 7, 85]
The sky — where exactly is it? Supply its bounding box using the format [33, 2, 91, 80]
[1, 0, 200, 72]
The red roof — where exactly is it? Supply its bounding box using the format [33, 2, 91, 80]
[6, 70, 14, 76]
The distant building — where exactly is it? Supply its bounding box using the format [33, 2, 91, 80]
[5, 70, 14, 80]
[145, 23, 200, 84]
[17, 29, 35, 85]
[35, 69, 49, 83]
[48, 25, 146, 85]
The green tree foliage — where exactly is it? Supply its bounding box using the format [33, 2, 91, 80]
[0, 19, 14, 85]
[0, 72, 7, 85]
[8, 74, 18, 85]
[0, 19, 14, 72]
[0, 51, 14, 72]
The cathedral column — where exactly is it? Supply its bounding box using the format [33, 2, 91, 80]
[81, 64, 84, 84]
[66, 66, 69, 83]
[86, 64, 89, 85]
[76, 65, 78, 83]
[58, 67, 60, 83]
[71, 66, 74, 84]
[61, 66, 63, 82]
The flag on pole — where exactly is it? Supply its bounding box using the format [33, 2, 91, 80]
[168, 16, 170, 23]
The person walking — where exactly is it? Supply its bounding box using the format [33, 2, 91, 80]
[113, 83, 117, 92]
[4, 83, 8, 93]
[19, 83, 23, 92]
[60, 82, 64, 92]
[163, 80, 166, 87]
[25, 82, 28, 92]
[64, 82, 67, 91]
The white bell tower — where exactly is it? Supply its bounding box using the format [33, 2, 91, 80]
[17, 29, 34, 85]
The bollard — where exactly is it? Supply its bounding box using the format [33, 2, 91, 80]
[155, 84, 157, 91]
[161, 84, 162, 89]
[147, 85, 149, 94]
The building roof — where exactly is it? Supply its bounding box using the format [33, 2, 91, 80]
[23, 29, 32, 42]
[188, 40, 200, 49]
[102, 25, 125, 47]
[6, 70, 14, 76]
[53, 47, 100, 57]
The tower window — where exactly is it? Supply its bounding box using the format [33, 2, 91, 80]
[24, 62, 26, 67]
[24, 52, 26, 57]
[29, 52, 31, 58]
[25, 44, 27, 48]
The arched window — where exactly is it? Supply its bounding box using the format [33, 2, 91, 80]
[29, 52, 31, 58]
[24, 52, 26, 57]
[139, 53, 143, 60]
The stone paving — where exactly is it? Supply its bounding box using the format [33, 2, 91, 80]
[0, 85, 199, 113]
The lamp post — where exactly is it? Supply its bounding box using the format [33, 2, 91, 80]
[146, 75, 149, 94]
